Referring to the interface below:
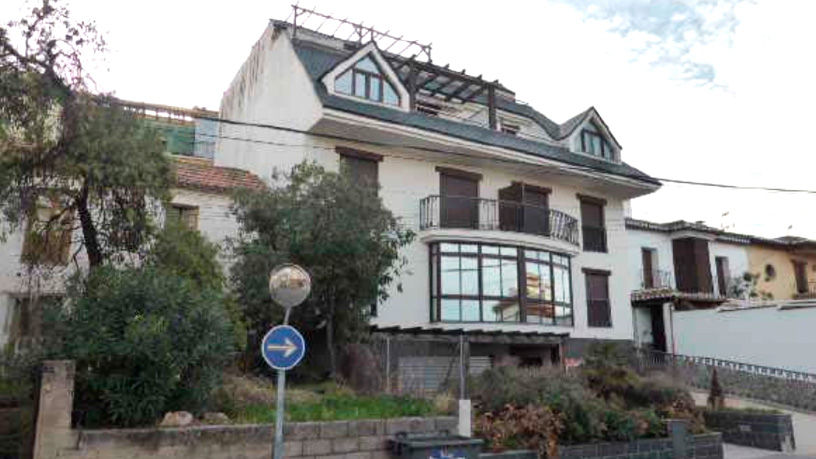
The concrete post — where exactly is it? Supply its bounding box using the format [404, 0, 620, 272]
[457, 399, 472, 438]
[668, 419, 689, 459]
[32, 360, 77, 459]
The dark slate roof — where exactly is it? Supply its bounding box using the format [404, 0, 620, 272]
[290, 38, 660, 186]
[625, 217, 816, 248]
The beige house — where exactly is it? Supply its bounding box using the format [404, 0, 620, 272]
[748, 238, 816, 300]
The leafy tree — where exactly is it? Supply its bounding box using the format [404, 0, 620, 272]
[231, 161, 414, 376]
[48, 265, 235, 427]
[148, 220, 224, 291]
[0, 0, 171, 267]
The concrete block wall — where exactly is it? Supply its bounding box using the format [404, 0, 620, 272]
[54, 417, 457, 459]
[703, 410, 795, 452]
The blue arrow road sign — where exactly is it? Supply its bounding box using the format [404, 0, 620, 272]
[261, 325, 306, 371]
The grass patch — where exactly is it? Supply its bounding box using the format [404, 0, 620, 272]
[233, 394, 437, 423]
[215, 374, 440, 423]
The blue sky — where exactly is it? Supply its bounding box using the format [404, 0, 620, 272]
[3, 0, 814, 238]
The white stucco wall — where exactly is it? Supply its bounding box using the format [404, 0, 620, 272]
[626, 228, 750, 294]
[0, 187, 239, 347]
[673, 306, 816, 373]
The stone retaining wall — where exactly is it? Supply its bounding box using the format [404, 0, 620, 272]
[703, 410, 795, 452]
[56, 416, 457, 459]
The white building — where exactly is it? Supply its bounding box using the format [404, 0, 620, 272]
[0, 127, 263, 349]
[213, 16, 661, 364]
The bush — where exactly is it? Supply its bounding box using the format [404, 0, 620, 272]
[50, 266, 235, 427]
[475, 405, 561, 458]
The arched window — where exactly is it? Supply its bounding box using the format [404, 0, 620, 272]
[335, 56, 400, 106]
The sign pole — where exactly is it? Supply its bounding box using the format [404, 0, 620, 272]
[264, 264, 310, 459]
[272, 307, 292, 459]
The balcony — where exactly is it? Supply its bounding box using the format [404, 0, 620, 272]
[639, 269, 674, 290]
[419, 195, 580, 246]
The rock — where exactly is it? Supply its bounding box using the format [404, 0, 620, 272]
[202, 412, 230, 425]
[159, 411, 194, 427]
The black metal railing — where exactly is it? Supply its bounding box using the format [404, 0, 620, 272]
[581, 225, 607, 252]
[635, 348, 816, 412]
[419, 195, 580, 246]
[639, 269, 674, 290]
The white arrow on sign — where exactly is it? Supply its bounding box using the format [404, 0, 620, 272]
[267, 338, 298, 358]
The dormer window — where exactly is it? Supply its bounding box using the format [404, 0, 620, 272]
[416, 100, 442, 116]
[581, 129, 613, 159]
[500, 122, 520, 136]
[335, 56, 400, 106]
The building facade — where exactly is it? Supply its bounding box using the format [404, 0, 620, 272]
[627, 217, 816, 371]
[0, 103, 262, 349]
[214, 18, 660, 364]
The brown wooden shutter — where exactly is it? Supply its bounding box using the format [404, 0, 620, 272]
[672, 237, 713, 293]
[579, 199, 606, 252]
[642, 248, 654, 289]
[585, 270, 611, 328]
[715, 256, 730, 296]
[439, 172, 479, 229]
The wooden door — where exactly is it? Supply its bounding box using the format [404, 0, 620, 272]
[440, 173, 478, 229]
[794, 261, 809, 294]
[715, 257, 730, 296]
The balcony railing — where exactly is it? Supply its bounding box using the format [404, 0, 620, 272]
[639, 269, 674, 290]
[419, 195, 579, 246]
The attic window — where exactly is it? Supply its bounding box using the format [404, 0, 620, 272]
[335, 56, 400, 106]
[500, 122, 520, 136]
[581, 129, 614, 159]
[416, 100, 442, 116]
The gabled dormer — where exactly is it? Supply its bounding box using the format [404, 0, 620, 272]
[321, 42, 411, 112]
[563, 107, 621, 162]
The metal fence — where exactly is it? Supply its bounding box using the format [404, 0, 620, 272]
[636, 348, 816, 412]
[342, 334, 492, 400]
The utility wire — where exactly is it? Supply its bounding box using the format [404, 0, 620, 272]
[192, 115, 816, 195]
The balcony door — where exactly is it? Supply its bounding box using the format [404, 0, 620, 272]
[794, 261, 809, 295]
[498, 183, 549, 235]
[642, 248, 655, 289]
[440, 172, 479, 229]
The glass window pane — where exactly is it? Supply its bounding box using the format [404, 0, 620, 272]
[355, 57, 379, 73]
[591, 135, 602, 155]
[482, 299, 501, 322]
[501, 247, 518, 257]
[482, 258, 501, 297]
[441, 299, 460, 321]
[526, 302, 545, 324]
[462, 300, 480, 321]
[498, 300, 521, 322]
[440, 243, 459, 253]
[501, 259, 518, 297]
[481, 245, 499, 255]
[370, 76, 382, 101]
[525, 261, 541, 300]
[461, 257, 479, 295]
[553, 264, 571, 303]
[354, 72, 367, 97]
[441, 256, 460, 295]
[460, 244, 478, 253]
[384, 82, 399, 105]
[336, 70, 352, 94]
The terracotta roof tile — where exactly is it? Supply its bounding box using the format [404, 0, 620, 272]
[172, 156, 266, 194]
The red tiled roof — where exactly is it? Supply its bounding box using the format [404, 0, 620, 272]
[173, 156, 266, 193]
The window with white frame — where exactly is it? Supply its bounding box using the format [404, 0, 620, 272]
[335, 56, 400, 106]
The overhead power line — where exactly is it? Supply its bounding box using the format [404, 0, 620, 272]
[194, 115, 816, 195]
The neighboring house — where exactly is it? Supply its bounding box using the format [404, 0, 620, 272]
[0, 102, 263, 350]
[627, 217, 816, 373]
[746, 236, 816, 300]
[626, 218, 752, 353]
[214, 14, 660, 366]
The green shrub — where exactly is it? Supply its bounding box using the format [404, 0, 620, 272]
[50, 266, 235, 427]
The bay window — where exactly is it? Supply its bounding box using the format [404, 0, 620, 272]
[430, 242, 573, 326]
